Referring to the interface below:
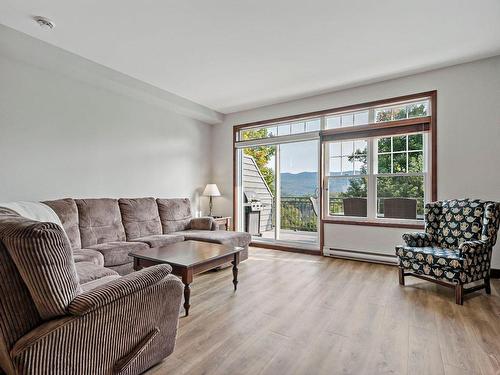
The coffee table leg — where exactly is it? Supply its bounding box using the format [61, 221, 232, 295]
[183, 283, 191, 316]
[232, 253, 240, 291]
[182, 270, 193, 317]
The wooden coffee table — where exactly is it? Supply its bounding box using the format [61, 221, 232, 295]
[129, 240, 242, 316]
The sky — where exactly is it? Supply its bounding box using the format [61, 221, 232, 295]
[271, 140, 318, 174]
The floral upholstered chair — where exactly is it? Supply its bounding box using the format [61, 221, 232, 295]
[396, 199, 500, 305]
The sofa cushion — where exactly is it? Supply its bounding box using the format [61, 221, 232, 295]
[131, 234, 185, 248]
[76, 198, 126, 247]
[85, 241, 148, 267]
[74, 261, 119, 285]
[108, 262, 135, 276]
[0, 217, 81, 320]
[172, 230, 251, 248]
[119, 197, 162, 240]
[157, 198, 192, 233]
[80, 275, 121, 292]
[43, 198, 81, 250]
[73, 249, 105, 266]
[191, 217, 217, 231]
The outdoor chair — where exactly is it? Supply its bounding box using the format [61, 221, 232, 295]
[343, 198, 367, 217]
[384, 198, 417, 219]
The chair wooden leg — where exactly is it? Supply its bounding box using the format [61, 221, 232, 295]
[485, 276, 491, 295]
[455, 284, 463, 305]
[398, 268, 405, 286]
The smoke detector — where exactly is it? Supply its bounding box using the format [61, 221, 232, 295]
[34, 16, 55, 30]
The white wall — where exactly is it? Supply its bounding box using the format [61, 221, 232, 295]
[0, 41, 213, 214]
[212, 55, 500, 268]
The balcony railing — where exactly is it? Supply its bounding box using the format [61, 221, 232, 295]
[329, 197, 424, 219]
[280, 196, 317, 232]
[276, 195, 424, 233]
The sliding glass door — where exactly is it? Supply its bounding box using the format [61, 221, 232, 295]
[277, 140, 319, 244]
[237, 133, 319, 247]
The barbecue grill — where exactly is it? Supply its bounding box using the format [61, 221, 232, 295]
[243, 190, 263, 236]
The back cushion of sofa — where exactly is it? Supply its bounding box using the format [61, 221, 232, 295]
[76, 198, 126, 247]
[43, 198, 81, 250]
[0, 216, 81, 320]
[119, 197, 162, 240]
[157, 198, 192, 233]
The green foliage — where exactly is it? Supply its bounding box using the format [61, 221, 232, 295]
[408, 103, 427, 118]
[339, 134, 425, 215]
[376, 103, 427, 122]
[242, 129, 276, 194]
[408, 133, 423, 150]
[339, 148, 368, 198]
[280, 200, 317, 232]
[341, 177, 367, 198]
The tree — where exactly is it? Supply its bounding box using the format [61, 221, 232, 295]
[242, 129, 276, 194]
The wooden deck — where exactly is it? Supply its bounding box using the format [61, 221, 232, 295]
[148, 248, 500, 375]
[260, 229, 318, 243]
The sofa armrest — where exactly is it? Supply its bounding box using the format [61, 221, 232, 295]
[190, 217, 217, 231]
[458, 240, 490, 258]
[402, 232, 433, 247]
[68, 264, 172, 316]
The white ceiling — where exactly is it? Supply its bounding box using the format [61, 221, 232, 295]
[1, 0, 500, 114]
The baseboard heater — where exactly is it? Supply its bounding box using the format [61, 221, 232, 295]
[323, 247, 397, 265]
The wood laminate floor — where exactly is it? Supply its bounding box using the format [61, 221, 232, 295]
[147, 248, 500, 375]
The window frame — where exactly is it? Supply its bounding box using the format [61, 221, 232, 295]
[323, 134, 430, 225]
[320, 93, 436, 229]
[233, 91, 437, 246]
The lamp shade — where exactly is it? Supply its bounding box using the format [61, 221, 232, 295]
[203, 184, 221, 197]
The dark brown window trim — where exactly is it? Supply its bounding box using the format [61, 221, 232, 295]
[250, 241, 321, 256]
[321, 219, 424, 230]
[320, 116, 430, 141]
[234, 90, 436, 131]
[233, 90, 437, 252]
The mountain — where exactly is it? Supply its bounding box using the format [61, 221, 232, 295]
[280, 172, 317, 196]
[280, 172, 350, 196]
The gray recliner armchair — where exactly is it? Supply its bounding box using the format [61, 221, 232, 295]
[0, 210, 183, 375]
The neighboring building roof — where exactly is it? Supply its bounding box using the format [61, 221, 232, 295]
[242, 155, 273, 232]
[242, 155, 273, 197]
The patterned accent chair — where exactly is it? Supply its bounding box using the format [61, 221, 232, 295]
[396, 199, 500, 305]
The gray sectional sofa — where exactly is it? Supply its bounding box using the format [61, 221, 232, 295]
[43, 197, 251, 276]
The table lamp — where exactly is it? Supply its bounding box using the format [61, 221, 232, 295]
[203, 184, 221, 216]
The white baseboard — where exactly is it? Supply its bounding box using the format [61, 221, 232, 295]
[323, 247, 397, 265]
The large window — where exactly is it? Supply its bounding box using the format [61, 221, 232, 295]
[325, 133, 427, 221]
[322, 95, 434, 224]
[234, 91, 436, 239]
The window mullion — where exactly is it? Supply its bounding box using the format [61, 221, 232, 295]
[323, 141, 330, 218]
[367, 138, 376, 220]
